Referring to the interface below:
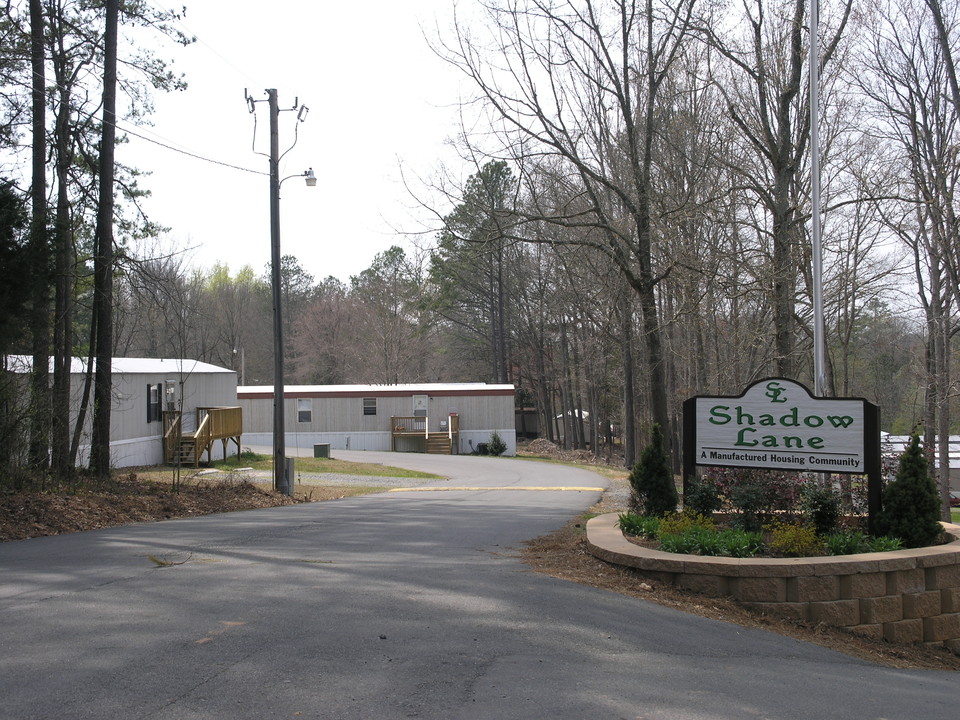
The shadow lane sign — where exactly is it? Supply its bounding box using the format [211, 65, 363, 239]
[682, 378, 881, 529]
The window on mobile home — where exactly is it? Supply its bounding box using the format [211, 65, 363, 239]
[297, 398, 312, 424]
[147, 384, 162, 422]
[363, 397, 377, 416]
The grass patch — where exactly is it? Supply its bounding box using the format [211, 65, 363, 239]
[952, 508, 959, 524]
[212, 453, 441, 479]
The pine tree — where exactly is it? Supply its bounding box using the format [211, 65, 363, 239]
[629, 424, 677, 516]
[876, 435, 942, 548]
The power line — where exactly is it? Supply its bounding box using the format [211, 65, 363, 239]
[5, 69, 266, 176]
[117, 123, 266, 176]
[145, 0, 260, 86]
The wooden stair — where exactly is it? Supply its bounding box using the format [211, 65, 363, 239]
[174, 436, 197, 466]
[425, 432, 452, 455]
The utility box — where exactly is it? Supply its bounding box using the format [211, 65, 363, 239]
[283, 456, 295, 497]
[313, 443, 331, 458]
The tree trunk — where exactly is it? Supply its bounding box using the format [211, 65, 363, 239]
[90, 0, 119, 478]
[622, 293, 636, 468]
[51, 31, 75, 476]
[28, 0, 50, 473]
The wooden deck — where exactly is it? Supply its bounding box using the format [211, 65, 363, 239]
[164, 406, 243, 466]
[391, 414, 460, 454]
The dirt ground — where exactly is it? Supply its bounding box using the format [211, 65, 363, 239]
[2, 449, 959, 671]
[0, 471, 354, 542]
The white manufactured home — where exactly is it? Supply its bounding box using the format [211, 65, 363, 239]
[237, 383, 517, 456]
[5, 356, 240, 468]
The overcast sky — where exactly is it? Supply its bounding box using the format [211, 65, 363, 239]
[122, 0, 470, 284]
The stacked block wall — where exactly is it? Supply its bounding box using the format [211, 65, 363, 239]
[586, 516, 960, 655]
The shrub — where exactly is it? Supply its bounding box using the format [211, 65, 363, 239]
[800, 483, 841, 535]
[628, 424, 678, 516]
[658, 526, 762, 557]
[765, 520, 826, 557]
[710, 467, 805, 520]
[710, 468, 804, 531]
[875, 434, 943, 548]
[684, 476, 723, 516]
[825, 530, 905, 555]
[617, 512, 660, 538]
[867, 535, 904, 552]
[488, 432, 507, 457]
[825, 530, 870, 556]
[728, 478, 767, 532]
[715, 529, 764, 558]
[657, 528, 705, 555]
[659, 511, 715, 536]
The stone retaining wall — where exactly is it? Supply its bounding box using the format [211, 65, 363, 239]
[586, 514, 960, 654]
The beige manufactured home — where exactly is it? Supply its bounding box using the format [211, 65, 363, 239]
[237, 383, 516, 456]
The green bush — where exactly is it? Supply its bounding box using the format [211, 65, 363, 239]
[617, 512, 660, 538]
[710, 468, 805, 527]
[659, 511, 715, 536]
[867, 535, 904, 552]
[765, 520, 825, 557]
[716, 529, 765, 558]
[628, 424, 677, 517]
[658, 526, 762, 557]
[825, 530, 905, 555]
[488, 431, 507, 457]
[800, 483, 841, 535]
[684, 476, 723, 516]
[658, 528, 708, 555]
[728, 483, 765, 532]
[825, 530, 869, 555]
[875, 435, 943, 548]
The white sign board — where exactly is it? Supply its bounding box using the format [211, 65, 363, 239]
[692, 379, 867, 473]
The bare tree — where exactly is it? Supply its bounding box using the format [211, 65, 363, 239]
[854, 0, 960, 519]
[438, 0, 702, 459]
[349, 246, 432, 384]
[700, 0, 853, 378]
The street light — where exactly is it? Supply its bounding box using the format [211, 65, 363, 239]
[265, 88, 314, 496]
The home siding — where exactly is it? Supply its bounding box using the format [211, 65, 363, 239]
[238, 385, 517, 455]
[72, 367, 237, 467]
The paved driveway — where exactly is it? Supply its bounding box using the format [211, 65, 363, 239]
[1, 452, 957, 719]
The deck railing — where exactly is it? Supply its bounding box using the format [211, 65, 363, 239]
[196, 406, 243, 445]
[164, 407, 243, 465]
[391, 414, 460, 454]
[391, 416, 429, 438]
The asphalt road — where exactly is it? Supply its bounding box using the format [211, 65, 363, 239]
[1, 451, 957, 719]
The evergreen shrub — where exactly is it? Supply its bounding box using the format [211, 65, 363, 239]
[875, 434, 942, 548]
[488, 431, 507, 457]
[628, 424, 678, 516]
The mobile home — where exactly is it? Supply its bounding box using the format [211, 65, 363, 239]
[238, 383, 516, 456]
[5, 356, 240, 467]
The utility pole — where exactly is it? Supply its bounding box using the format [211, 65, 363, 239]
[246, 88, 313, 496]
[267, 88, 289, 496]
[267, 89, 293, 495]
